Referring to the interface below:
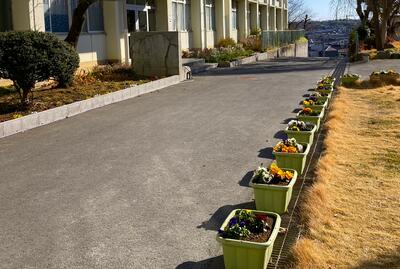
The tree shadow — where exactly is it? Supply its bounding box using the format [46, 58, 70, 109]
[258, 147, 274, 159]
[175, 255, 224, 269]
[238, 171, 253, 188]
[349, 247, 400, 269]
[196, 59, 336, 77]
[0, 86, 16, 97]
[197, 201, 255, 231]
[274, 130, 287, 140]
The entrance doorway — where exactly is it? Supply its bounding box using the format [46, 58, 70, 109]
[126, 4, 156, 32]
[126, 2, 156, 60]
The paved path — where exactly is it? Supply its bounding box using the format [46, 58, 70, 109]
[347, 59, 400, 78]
[0, 59, 337, 269]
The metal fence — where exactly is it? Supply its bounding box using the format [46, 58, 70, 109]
[261, 30, 306, 49]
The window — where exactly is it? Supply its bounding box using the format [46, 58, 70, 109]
[247, 6, 251, 32]
[172, 0, 191, 31]
[231, 0, 238, 30]
[87, 1, 104, 31]
[205, 0, 215, 31]
[44, 0, 104, 33]
[44, 0, 69, 32]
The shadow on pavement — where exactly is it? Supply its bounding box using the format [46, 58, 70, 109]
[175, 256, 224, 269]
[281, 118, 294, 124]
[274, 130, 288, 140]
[238, 171, 253, 188]
[195, 59, 337, 77]
[258, 147, 274, 159]
[197, 201, 255, 231]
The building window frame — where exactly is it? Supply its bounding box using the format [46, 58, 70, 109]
[205, 0, 215, 31]
[172, 0, 191, 32]
[44, 0, 104, 34]
[231, 0, 238, 30]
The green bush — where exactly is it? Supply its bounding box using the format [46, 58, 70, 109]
[250, 28, 261, 37]
[356, 25, 369, 41]
[241, 35, 262, 52]
[348, 29, 359, 62]
[0, 31, 79, 105]
[194, 46, 254, 64]
[216, 38, 236, 48]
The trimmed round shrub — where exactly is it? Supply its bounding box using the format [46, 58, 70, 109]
[0, 31, 79, 104]
[216, 38, 236, 48]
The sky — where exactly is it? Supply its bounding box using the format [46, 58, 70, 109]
[303, 0, 358, 21]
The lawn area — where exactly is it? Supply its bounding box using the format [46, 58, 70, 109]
[0, 65, 150, 122]
[293, 85, 400, 268]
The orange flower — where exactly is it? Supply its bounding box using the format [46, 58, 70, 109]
[269, 163, 280, 175]
[277, 169, 286, 179]
[303, 107, 312, 114]
[285, 171, 294, 180]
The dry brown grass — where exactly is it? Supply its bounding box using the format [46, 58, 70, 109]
[0, 65, 150, 122]
[292, 86, 400, 269]
[391, 41, 400, 50]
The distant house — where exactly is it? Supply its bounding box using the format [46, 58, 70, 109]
[0, 0, 289, 67]
[324, 45, 339, 58]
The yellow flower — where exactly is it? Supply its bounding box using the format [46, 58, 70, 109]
[285, 171, 294, 180]
[277, 169, 285, 179]
[269, 163, 280, 175]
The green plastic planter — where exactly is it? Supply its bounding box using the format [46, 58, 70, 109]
[316, 88, 333, 95]
[316, 95, 330, 105]
[273, 143, 310, 174]
[284, 124, 317, 145]
[303, 100, 327, 111]
[250, 170, 298, 214]
[296, 107, 325, 130]
[216, 210, 281, 269]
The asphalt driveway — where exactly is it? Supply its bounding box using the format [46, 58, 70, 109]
[0, 58, 337, 269]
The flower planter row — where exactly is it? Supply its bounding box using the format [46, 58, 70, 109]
[216, 76, 336, 269]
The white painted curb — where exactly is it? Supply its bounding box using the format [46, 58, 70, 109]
[0, 75, 181, 139]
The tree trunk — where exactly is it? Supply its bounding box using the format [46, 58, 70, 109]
[356, 0, 365, 23]
[21, 88, 31, 107]
[64, 0, 94, 48]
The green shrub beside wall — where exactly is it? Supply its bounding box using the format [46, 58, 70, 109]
[0, 31, 79, 105]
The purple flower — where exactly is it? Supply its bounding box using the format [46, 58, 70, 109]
[228, 217, 238, 227]
[239, 221, 246, 227]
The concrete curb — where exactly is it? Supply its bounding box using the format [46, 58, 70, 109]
[0, 75, 181, 139]
[216, 42, 309, 68]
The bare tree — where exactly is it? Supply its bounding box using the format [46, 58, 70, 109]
[288, 0, 312, 29]
[330, 0, 400, 50]
[387, 3, 400, 38]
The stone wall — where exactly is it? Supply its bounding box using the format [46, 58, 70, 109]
[265, 41, 309, 58]
[294, 41, 308, 57]
[130, 32, 182, 77]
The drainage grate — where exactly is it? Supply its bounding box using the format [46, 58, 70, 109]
[267, 57, 347, 269]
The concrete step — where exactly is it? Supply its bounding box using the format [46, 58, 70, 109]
[182, 58, 206, 68]
[189, 63, 218, 74]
